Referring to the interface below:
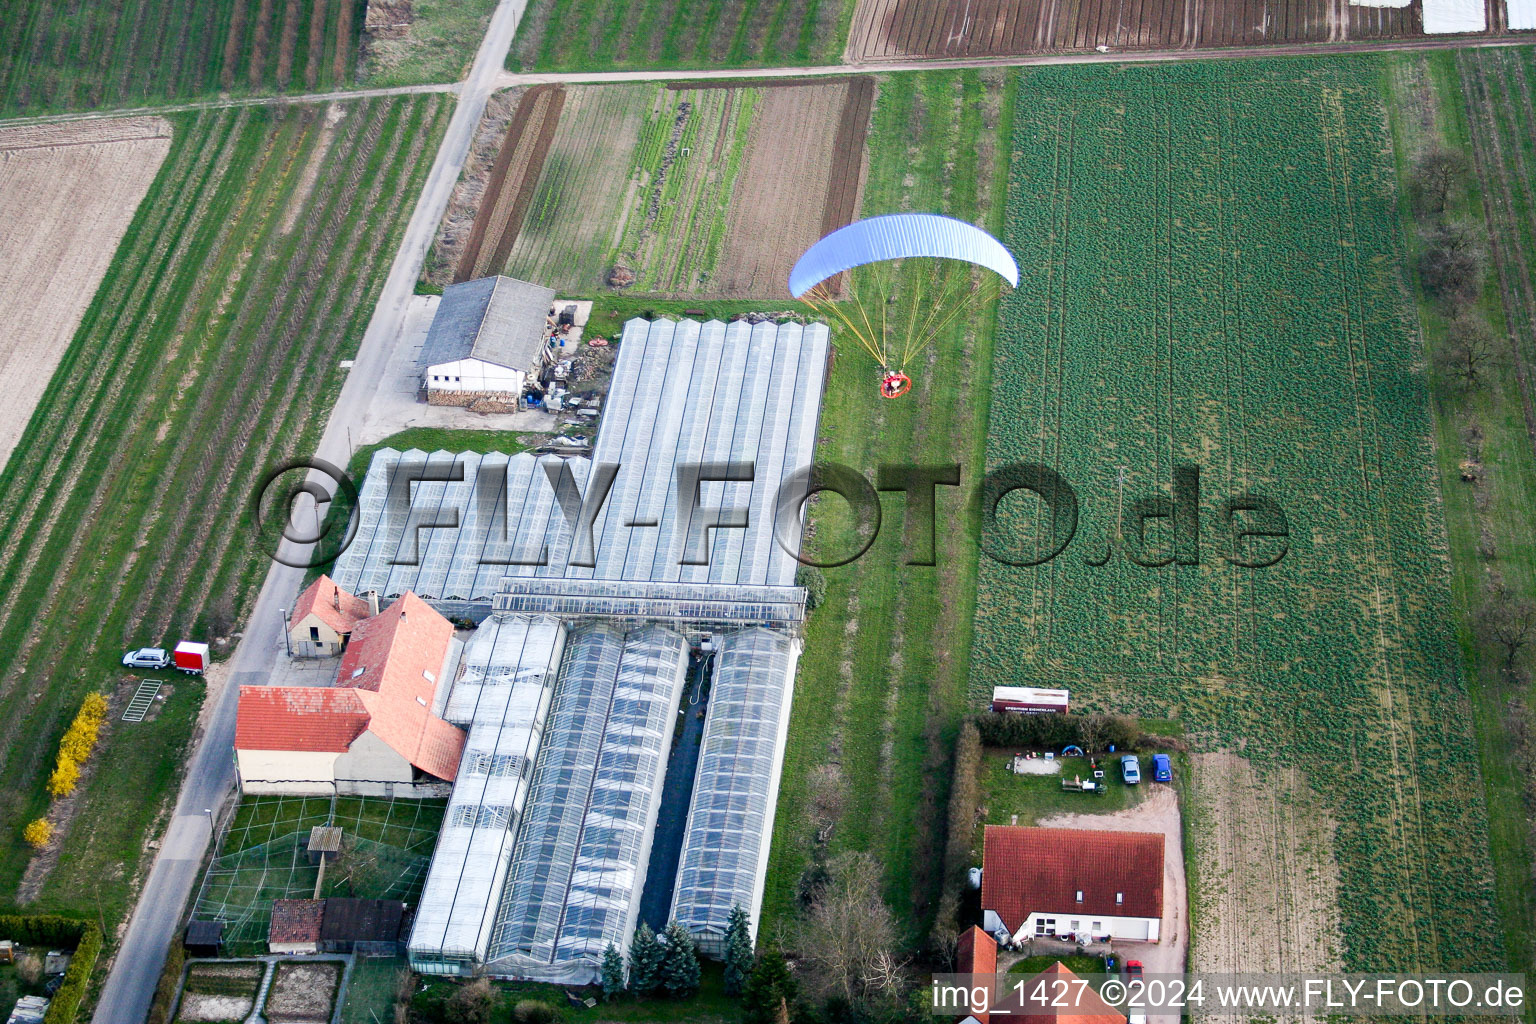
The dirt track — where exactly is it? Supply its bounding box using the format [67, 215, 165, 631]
[0, 117, 172, 474]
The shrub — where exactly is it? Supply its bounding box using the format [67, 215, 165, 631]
[796, 566, 827, 612]
[47, 762, 80, 798]
[513, 1000, 558, 1024]
[23, 819, 52, 848]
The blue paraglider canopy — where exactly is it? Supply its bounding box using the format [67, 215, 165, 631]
[788, 212, 1019, 298]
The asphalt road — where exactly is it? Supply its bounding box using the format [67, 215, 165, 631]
[86, 0, 532, 1019]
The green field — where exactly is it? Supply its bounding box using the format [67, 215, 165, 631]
[977, 58, 1499, 972]
[0, 0, 360, 116]
[0, 95, 452, 938]
[194, 796, 445, 955]
[507, 0, 853, 72]
[1382, 47, 1536, 981]
[358, 0, 500, 88]
[761, 69, 1013, 935]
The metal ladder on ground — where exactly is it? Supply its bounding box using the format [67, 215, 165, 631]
[121, 679, 163, 722]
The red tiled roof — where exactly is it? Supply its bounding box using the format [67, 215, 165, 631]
[235, 687, 369, 752]
[958, 925, 998, 976]
[1010, 963, 1125, 1024]
[291, 575, 370, 637]
[957, 927, 997, 1024]
[981, 826, 1163, 933]
[237, 592, 466, 781]
[338, 592, 450, 699]
[269, 900, 324, 945]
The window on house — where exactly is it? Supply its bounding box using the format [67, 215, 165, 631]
[455, 376, 461, 382]
[1076, 890, 1083, 902]
[351, 666, 366, 679]
[1035, 918, 1055, 936]
[309, 626, 320, 642]
[1092, 921, 1103, 933]
[1116, 892, 1124, 905]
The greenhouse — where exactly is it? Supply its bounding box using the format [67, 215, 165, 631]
[485, 623, 690, 983]
[669, 628, 801, 954]
[408, 615, 565, 974]
[329, 317, 829, 621]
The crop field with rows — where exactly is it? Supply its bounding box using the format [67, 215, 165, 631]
[0, 0, 363, 116]
[508, 0, 853, 72]
[0, 95, 451, 932]
[976, 58, 1500, 972]
[478, 79, 867, 299]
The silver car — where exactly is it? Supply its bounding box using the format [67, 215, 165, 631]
[1121, 754, 1141, 784]
[122, 647, 170, 669]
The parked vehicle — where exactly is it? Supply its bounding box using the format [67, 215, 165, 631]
[1125, 960, 1144, 979]
[1152, 753, 1172, 782]
[122, 648, 170, 669]
[174, 641, 210, 675]
[1121, 754, 1141, 784]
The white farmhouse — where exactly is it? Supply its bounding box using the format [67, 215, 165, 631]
[419, 276, 556, 406]
[980, 825, 1164, 943]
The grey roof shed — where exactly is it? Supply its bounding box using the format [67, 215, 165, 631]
[418, 276, 556, 372]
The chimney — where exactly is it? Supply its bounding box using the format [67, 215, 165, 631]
[332, 585, 340, 610]
[1010, 814, 1018, 826]
[367, 590, 380, 617]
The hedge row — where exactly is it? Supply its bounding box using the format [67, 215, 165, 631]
[970, 711, 1143, 752]
[0, 915, 102, 1024]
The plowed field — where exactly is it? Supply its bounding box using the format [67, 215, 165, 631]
[845, 0, 1422, 59]
[0, 117, 172, 474]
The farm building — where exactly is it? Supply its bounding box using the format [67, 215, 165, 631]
[331, 316, 831, 626]
[981, 827, 1164, 943]
[235, 593, 466, 798]
[370, 317, 825, 982]
[269, 899, 325, 954]
[991, 686, 1069, 714]
[419, 276, 556, 406]
[287, 575, 373, 657]
[268, 898, 406, 954]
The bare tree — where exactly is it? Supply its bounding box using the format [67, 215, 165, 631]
[1410, 148, 1470, 220]
[1420, 221, 1485, 309]
[795, 851, 901, 1006]
[1433, 313, 1496, 390]
[1476, 594, 1536, 675]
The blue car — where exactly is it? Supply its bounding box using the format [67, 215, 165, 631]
[1152, 753, 1172, 782]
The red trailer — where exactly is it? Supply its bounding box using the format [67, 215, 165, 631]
[174, 641, 210, 675]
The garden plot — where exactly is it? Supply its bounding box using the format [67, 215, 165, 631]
[175, 961, 265, 1023]
[265, 960, 343, 1024]
[0, 117, 171, 474]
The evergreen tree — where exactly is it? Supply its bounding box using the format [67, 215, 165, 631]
[661, 921, 701, 998]
[742, 947, 797, 1024]
[722, 904, 755, 997]
[601, 942, 626, 1001]
[628, 923, 664, 997]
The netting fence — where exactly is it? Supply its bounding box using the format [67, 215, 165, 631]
[192, 793, 445, 954]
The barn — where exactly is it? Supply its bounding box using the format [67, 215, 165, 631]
[236, 593, 466, 798]
[980, 826, 1163, 944]
[419, 276, 555, 406]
